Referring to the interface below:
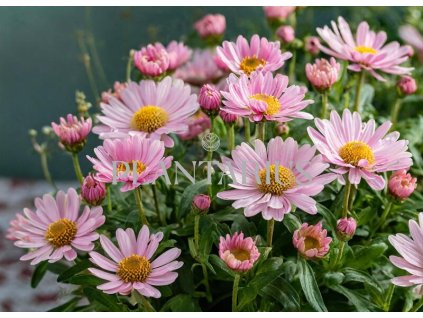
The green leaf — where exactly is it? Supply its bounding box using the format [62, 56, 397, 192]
[177, 179, 208, 218]
[329, 285, 378, 312]
[67, 274, 103, 286]
[316, 203, 337, 231]
[209, 254, 235, 280]
[31, 261, 49, 288]
[283, 213, 302, 233]
[83, 287, 123, 312]
[48, 297, 80, 312]
[57, 259, 92, 282]
[348, 242, 388, 269]
[160, 294, 202, 312]
[298, 257, 327, 312]
[342, 267, 382, 291]
[259, 277, 301, 311]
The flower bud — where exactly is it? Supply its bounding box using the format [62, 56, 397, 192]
[277, 122, 289, 136]
[263, 6, 296, 21]
[219, 109, 237, 124]
[276, 25, 295, 44]
[306, 58, 341, 91]
[81, 174, 107, 206]
[192, 194, 211, 214]
[336, 217, 357, 241]
[305, 36, 320, 55]
[134, 43, 170, 77]
[194, 14, 226, 39]
[51, 114, 92, 153]
[198, 84, 221, 114]
[293, 222, 332, 259]
[219, 232, 260, 272]
[397, 76, 417, 96]
[388, 169, 417, 200]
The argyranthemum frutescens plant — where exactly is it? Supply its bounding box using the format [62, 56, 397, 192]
[7, 6, 423, 312]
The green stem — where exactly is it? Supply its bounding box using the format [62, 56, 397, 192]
[40, 151, 57, 190]
[126, 50, 134, 82]
[348, 185, 356, 212]
[194, 214, 200, 253]
[321, 90, 329, 119]
[342, 181, 352, 218]
[334, 241, 346, 269]
[207, 116, 215, 199]
[378, 200, 393, 231]
[107, 185, 112, 212]
[257, 122, 266, 141]
[227, 124, 235, 152]
[383, 284, 395, 312]
[410, 297, 423, 312]
[267, 219, 275, 248]
[353, 71, 366, 113]
[140, 294, 155, 312]
[152, 185, 165, 225]
[134, 187, 148, 225]
[232, 274, 241, 312]
[71, 152, 84, 184]
[244, 118, 251, 144]
[201, 262, 212, 303]
[390, 98, 403, 130]
[288, 51, 297, 82]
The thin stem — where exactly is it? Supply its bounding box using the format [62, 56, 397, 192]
[390, 98, 403, 130]
[257, 122, 266, 141]
[86, 33, 108, 87]
[353, 71, 366, 113]
[410, 297, 423, 312]
[321, 90, 329, 119]
[244, 118, 251, 144]
[201, 262, 212, 303]
[126, 50, 135, 82]
[227, 124, 235, 152]
[232, 274, 241, 312]
[334, 241, 346, 269]
[288, 51, 297, 82]
[378, 200, 393, 231]
[207, 116, 215, 199]
[194, 214, 200, 253]
[140, 294, 155, 312]
[151, 185, 165, 225]
[267, 219, 275, 248]
[134, 187, 148, 225]
[342, 181, 352, 218]
[40, 151, 57, 190]
[107, 185, 112, 212]
[348, 185, 357, 212]
[71, 152, 84, 184]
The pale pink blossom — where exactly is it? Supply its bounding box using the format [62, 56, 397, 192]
[101, 82, 128, 104]
[51, 114, 92, 152]
[81, 174, 107, 206]
[305, 36, 321, 55]
[192, 194, 211, 213]
[293, 222, 332, 259]
[199, 84, 221, 112]
[157, 41, 192, 71]
[388, 169, 417, 200]
[219, 232, 260, 272]
[397, 76, 417, 95]
[263, 6, 296, 20]
[134, 43, 170, 77]
[6, 213, 29, 241]
[306, 57, 341, 91]
[399, 25, 423, 62]
[194, 14, 226, 39]
[276, 25, 295, 44]
[177, 111, 210, 141]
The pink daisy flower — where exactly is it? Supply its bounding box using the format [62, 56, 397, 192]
[317, 17, 413, 81]
[389, 213, 423, 295]
[14, 188, 105, 265]
[217, 34, 292, 76]
[51, 114, 92, 152]
[88, 226, 183, 297]
[221, 71, 314, 122]
[293, 222, 332, 259]
[399, 25, 423, 62]
[217, 137, 336, 221]
[157, 41, 192, 71]
[92, 77, 198, 147]
[177, 111, 210, 141]
[6, 213, 29, 241]
[307, 109, 413, 190]
[87, 135, 172, 192]
[134, 43, 169, 77]
[219, 232, 260, 272]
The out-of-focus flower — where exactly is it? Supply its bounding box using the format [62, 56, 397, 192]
[14, 188, 105, 265]
[101, 81, 128, 104]
[397, 76, 417, 95]
[192, 194, 211, 214]
[194, 14, 226, 39]
[293, 222, 332, 259]
[306, 57, 341, 91]
[219, 109, 237, 124]
[174, 49, 225, 86]
[277, 122, 290, 135]
[198, 84, 221, 113]
[134, 43, 170, 77]
[276, 25, 295, 44]
[89, 226, 183, 297]
[87, 135, 172, 192]
[263, 6, 296, 21]
[217, 137, 336, 221]
[51, 114, 92, 153]
[308, 109, 413, 190]
[305, 36, 321, 55]
[157, 41, 192, 71]
[389, 212, 423, 296]
[93, 77, 198, 147]
[399, 25, 423, 61]
[219, 232, 260, 272]
[388, 169, 417, 200]
[404, 45, 415, 58]
[6, 213, 29, 241]
[81, 174, 107, 206]
[336, 217, 357, 241]
[217, 35, 292, 76]
[177, 111, 211, 141]
[317, 17, 413, 81]
[221, 71, 313, 123]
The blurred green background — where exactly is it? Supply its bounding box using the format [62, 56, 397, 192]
[0, 7, 408, 180]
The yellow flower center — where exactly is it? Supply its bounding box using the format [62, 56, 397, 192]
[355, 46, 377, 55]
[250, 94, 281, 116]
[117, 160, 147, 175]
[304, 237, 320, 250]
[258, 164, 296, 195]
[117, 254, 151, 283]
[45, 218, 77, 248]
[231, 248, 250, 261]
[131, 105, 169, 133]
[240, 55, 266, 76]
[338, 141, 375, 166]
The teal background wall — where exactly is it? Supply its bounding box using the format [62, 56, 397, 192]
[0, 7, 406, 179]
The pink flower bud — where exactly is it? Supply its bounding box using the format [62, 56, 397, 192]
[192, 194, 211, 213]
[336, 217, 357, 241]
[81, 174, 107, 206]
[277, 122, 289, 135]
[101, 81, 128, 104]
[306, 57, 341, 91]
[178, 111, 211, 141]
[276, 25, 295, 44]
[388, 169, 417, 200]
[305, 36, 321, 55]
[134, 43, 170, 77]
[194, 14, 226, 39]
[293, 222, 332, 259]
[263, 6, 296, 20]
[157, 41, 192, 71]
[51, 114, 92, 153]
[198, 84, 221, 112]
[397, 76, 417, 95]
[219, 232, 260, 272]
[219, 109, 237, 124]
